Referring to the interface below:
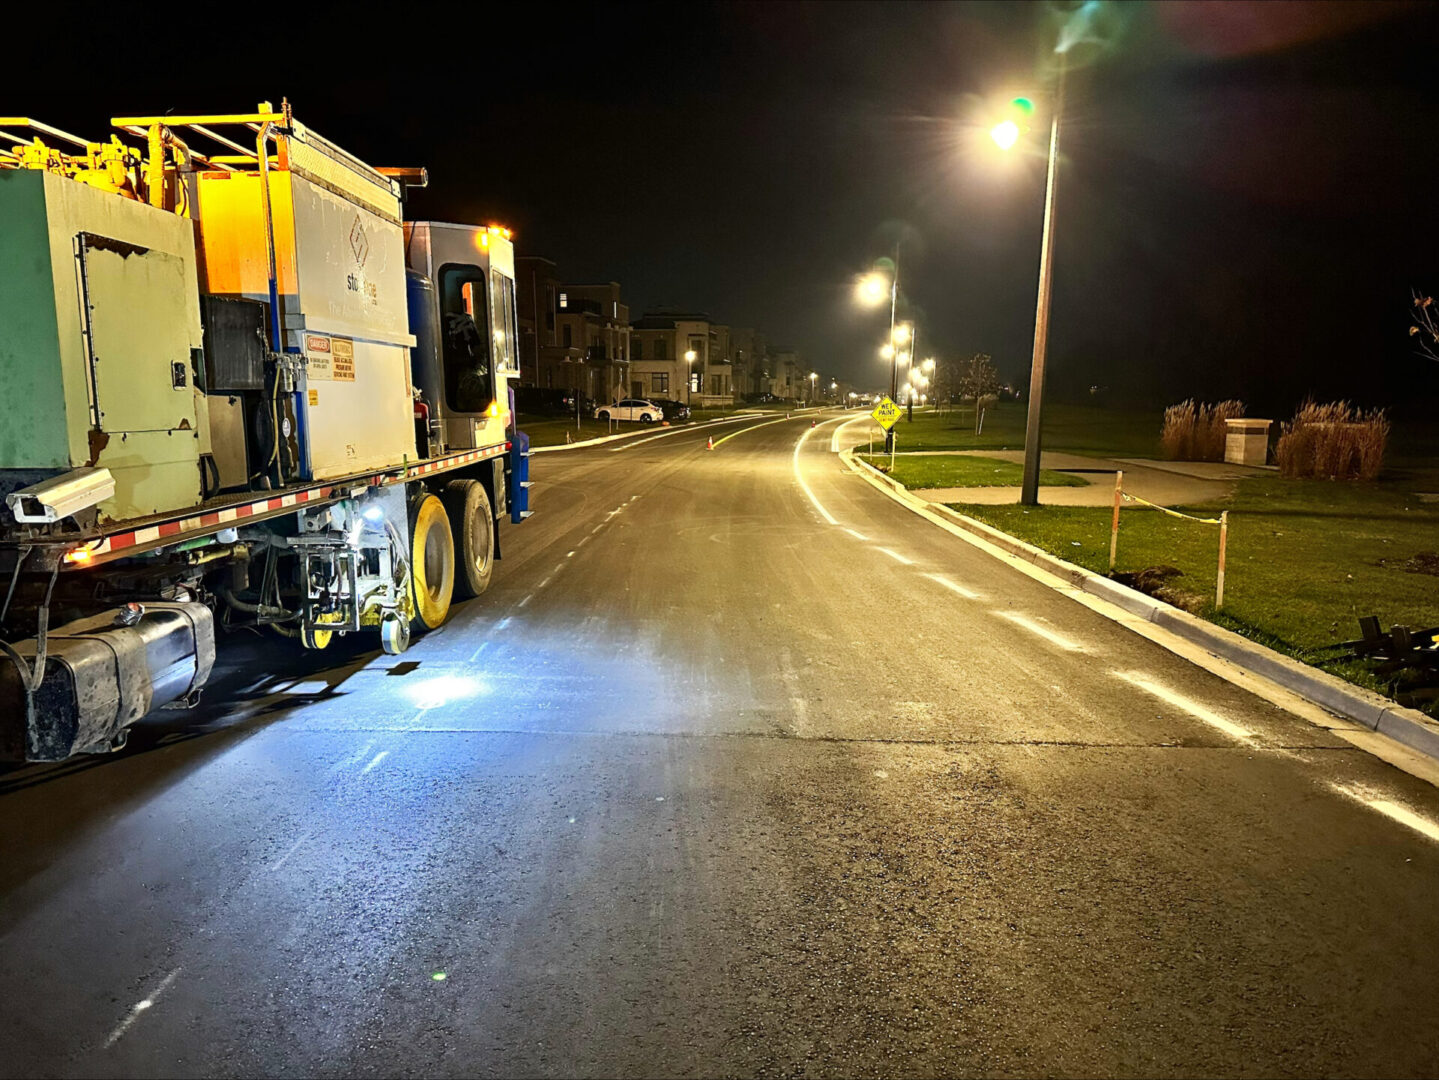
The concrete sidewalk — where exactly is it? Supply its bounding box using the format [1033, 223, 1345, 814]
[909, 450, 1267, 507]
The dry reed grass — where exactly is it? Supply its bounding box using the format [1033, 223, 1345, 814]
[1160, 399, 1246, 461]
[1275, 401, 1389, 480]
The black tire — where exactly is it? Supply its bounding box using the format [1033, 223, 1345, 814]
[442, 478, 495, 600]
[598, 410, 611, 421]
[640, 413, 655, 423]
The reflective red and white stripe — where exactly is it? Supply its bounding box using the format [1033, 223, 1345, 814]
[76, 444, 509, 561]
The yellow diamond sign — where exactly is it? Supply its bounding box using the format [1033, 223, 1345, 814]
[871, 396, 903, 430]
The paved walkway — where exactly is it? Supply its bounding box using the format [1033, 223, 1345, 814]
[910, 450, 1269, 507]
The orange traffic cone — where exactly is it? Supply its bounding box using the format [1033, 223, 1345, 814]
[811, 419, 816, 428]
[707, 436, 715, 450]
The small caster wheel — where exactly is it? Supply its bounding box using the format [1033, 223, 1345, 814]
[380, 612, 411, 655]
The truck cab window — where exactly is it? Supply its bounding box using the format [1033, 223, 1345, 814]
[439, 265, 492, 414]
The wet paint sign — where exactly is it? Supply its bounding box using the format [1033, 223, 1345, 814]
[871, 396, 902, 429]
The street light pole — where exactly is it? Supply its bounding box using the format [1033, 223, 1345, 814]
[886, 244, 900, 453]
[1019, 60, 1066, 507]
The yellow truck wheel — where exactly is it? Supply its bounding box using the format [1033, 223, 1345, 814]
[408, 493, 455, 631]
[442, 479, 495, 601]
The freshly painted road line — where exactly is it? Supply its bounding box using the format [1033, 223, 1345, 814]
[361, 750, 390, 774]
[712, 416, 793, 448]
[791, 417, 848, 526]
[609, 413, 775, 452]
[830, 414, 872, 453]
[1332, 783, 1439, 844]
[998, 611, 1084, 652]
[925, 572, 980, 600]
[876, 547, 914, 566]
[844, 528, 870, 541]
[104, 968, 181, 1048]
[1114, 670, 1254, 742]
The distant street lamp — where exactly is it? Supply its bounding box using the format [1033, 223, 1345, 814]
[991, 81, 1061, 506]
[855, 255, 904, 451]
[809, 371, 817, 404]
[684, 349, 697, 410]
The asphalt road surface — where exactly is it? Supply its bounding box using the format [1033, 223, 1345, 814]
[4, 411, 1438, 1078]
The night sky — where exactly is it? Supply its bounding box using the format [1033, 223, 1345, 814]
[23, 1, 1439, 415]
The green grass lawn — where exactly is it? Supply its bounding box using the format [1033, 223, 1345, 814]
[956, 472, 1439, 710]
[859, 454, 1087, 489]
[873, 401, 1161, 458]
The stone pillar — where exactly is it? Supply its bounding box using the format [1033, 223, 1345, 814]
[1225, 418, 1271, 466]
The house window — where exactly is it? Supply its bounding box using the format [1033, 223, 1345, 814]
[558, 292, 568, 309]
[651, 373, 669, 393]
[633, 340, 643, 361]
[655, 339, 668, 361]
[711, 374, 724, 396]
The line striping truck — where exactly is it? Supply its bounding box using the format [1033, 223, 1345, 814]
[0, 101, 531, 761]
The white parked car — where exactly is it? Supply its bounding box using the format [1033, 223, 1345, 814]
[595, 398, 664, 423]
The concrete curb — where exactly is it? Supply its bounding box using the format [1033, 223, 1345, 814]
[840, 449, 1439, 763]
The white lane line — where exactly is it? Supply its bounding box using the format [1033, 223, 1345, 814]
[712, 415, 792, 448]
[553, 563, 566, 574]
[876, 546, 914, 566]
[468, 641, 489, 662]
[1113, 670, 1253, 741]
[269, 831, 313, 871]
[830, 414, 871, 453]
[591, 524, 604, 535]
[1332, 783, 1439, 844]
[518, 594, 532, 608]
[844, 528, 870, 541]
[104, 967, 181, 1048]
[791, 417, 846, 526]
[999, 611, 1083, 652]
[538, 577, 552, 589]
[567, 550, 576, 558]
[925, 572, 980, 600]
[361, 750, 390, 774]
[495, 616, 512, 631]
[576, 536, 590, 547]
[608, 414, 762, 452]
[330, 739, 376, 773]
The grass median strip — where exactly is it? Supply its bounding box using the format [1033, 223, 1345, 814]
[860, 453, 1087, 489]
[955, 472, 1439, 713]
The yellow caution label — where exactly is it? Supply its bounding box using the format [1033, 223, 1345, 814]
[308, 389, 319, 406]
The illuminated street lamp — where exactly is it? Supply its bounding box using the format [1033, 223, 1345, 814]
[991, 84, 1060, 506]
[809, 371, 818, 404]
[854, 258, 903, 451]
[684, 349, 697, 409]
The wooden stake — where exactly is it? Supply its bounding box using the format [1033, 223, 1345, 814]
[1109, 470, 1123, 571]
[1216, 510, 1229, 609]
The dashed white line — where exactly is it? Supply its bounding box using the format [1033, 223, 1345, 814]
[566, 550, 576, 558]
[925, 572, 980, 600]
[1332, 783, 1439, 844]
[844, 528, 870, 541]
[495, 616, 512, 631]
[591, 525, 604, 535]
[876, 547, 914, 566]
[361, 750, 390, 774]
[104, 967, 181, 1048]
[518, 594, 532, 608]
[269, 831, 313, 871]
[468, 641, 490, 662]
[538, 577, 552, 589]
[998, 611, 1083, 652]
[330, 739, 376, 772]
[1113, 670, 1253, 741]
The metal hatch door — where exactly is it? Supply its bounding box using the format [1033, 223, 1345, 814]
[79, 235, 198, 436]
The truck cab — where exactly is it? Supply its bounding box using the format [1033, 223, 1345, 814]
[404, 222, 520, 456]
